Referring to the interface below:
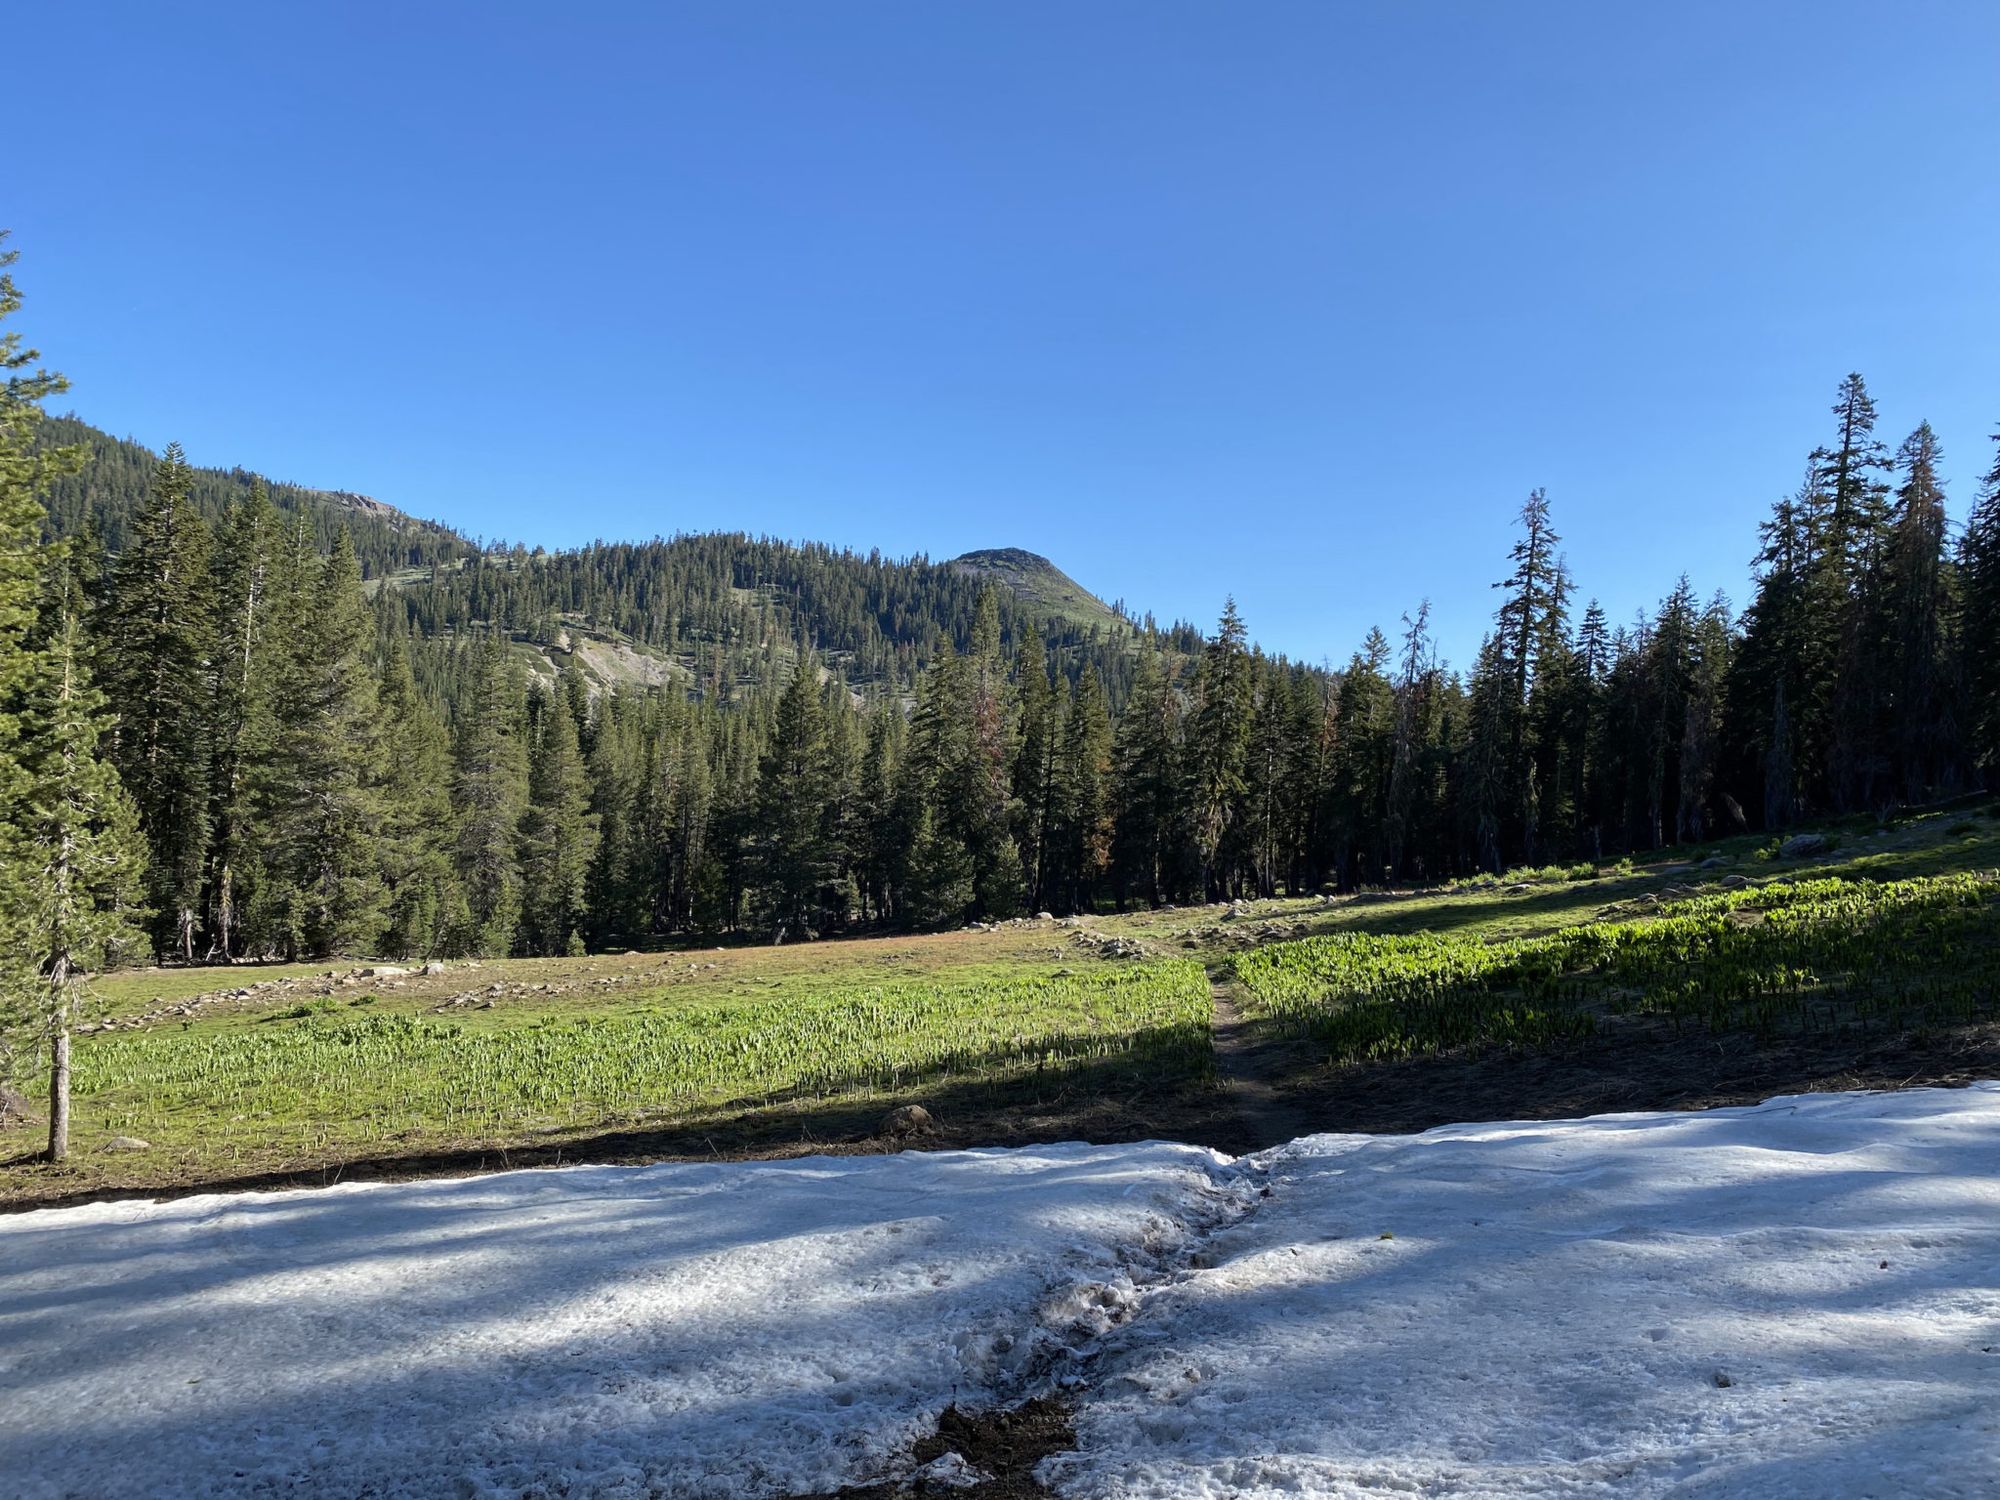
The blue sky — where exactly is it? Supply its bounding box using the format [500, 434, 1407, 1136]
[13, 3, 1999, 668]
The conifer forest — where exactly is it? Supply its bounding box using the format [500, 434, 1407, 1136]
[4, 232, 1999, 989]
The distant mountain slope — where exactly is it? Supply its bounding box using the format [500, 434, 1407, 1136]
[37, 414, 1218, 707]
[36, 415, 472, 577]
[947, 547, 1130, 635]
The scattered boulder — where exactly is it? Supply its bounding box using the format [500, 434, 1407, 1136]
[357, 965, 411, 979]
[0, 1084, 34, 1128]
[882, 1104, 936, 1137]
[101, 1135, 151, 1153]
[1779, 833, 1828, 859]
[419, 961, 447, 976]
[1700, 857, 1727, 869]
[1720, 874, 1752, 889]
[1036, 911, 1055, 922]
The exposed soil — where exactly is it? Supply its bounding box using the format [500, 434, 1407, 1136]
[804, 1398, 1075, 1498]
[1205, 969, 1327, 1149]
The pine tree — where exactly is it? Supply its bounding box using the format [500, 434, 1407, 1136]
[375, 637, 457, 958]
[1050, 664, 1113, 911]
[902, 803, 975, 929]
[8, 595, 147, 1161]
[1873, 423, 1958, 799]
[1810, 374, 1894, 809]
[749, 653, 833, 938]
[1962, 426, 2000, 773]
[1329, 628, 1396, 886]
[958, 589, 1024, 916]
[1726, 470, 1819, 828]
[451, 633, 529, 955]
[97, 441, 214, 959]
[519, 672, 599, 954]
[1112, 647, 1182, 907]
[1011, 633, 1059, 910]
[1384, 603, 1437, 879]
[582, 690, 646, 950]
[0, 233, 91, 991]
[249, 530, 385, 956]
[1186, 600, 1254, 898]
[855, 704, 904, 922]
[204, 485, 280, 958]
[1490, 490, 1564, 859]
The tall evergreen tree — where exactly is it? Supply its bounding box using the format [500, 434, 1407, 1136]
[1049, 664, 1113, 912]
[519, 673, 599, 954]
[1962, 426, 2000, 774]
[1874, 423, 1957, 799]
[1011, 633, 1059, 910]
[1186, 599, 1254, 898]
[1112, 647, 1183, 907]
[749, 654, 834, 938]
[0, 233, 91, 992]
[248, 531, 385, 957]
[203, 485, 280, 957]
[451, 633, 529, 955]
[9, 593, 147, 1160]
[97, 442, 214, 959]
[375, 637, 457, 958]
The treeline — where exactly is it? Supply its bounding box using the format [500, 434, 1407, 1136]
[9, 237, 2000, 989]
[35, 414, 468, 579]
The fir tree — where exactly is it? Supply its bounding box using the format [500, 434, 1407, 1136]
[1184, 600, 1255, 898]
[749, 654, 833, 938]
[519, 673, 599, 954]
[1011, 633, 1059, 910]
[204, 485, 280, 958]
[1050, 664, 1113, 911]
[1962, 426, 2000, 773]
[375, 637, 457, 958]
[451, 633, 529, 955]
[0, 233, 91, 992]
[8, 595, 147, 1161]
[250, 531, 386, 957]
[1875, 423, 1957, 798]
[1112, 647, 1182, 907]
[97, 441, 214, 959]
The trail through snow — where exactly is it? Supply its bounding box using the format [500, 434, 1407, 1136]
[1055, 1083, 2000, 1498]
[2, 1085, 1997, 1498]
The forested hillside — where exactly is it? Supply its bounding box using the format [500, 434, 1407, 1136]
[35, 415, 471, 579]
[4, 238, 2000, 984]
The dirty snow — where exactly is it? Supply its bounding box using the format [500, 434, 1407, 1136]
[1055, 1083, 2000, 1498]
[2, 1087, 1996, 1498]
[0, 1144, 1242, 1498]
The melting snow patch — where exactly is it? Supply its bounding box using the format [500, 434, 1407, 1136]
[0, 1143, 1242, 1498]
[4, 1086, 1998, 1498]
[1046, 1083, 2000, 1499]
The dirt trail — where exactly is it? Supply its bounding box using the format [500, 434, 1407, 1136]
[1207, 966, 1329, 1150]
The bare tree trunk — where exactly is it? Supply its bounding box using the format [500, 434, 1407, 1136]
[46, 1025, 70, 1163]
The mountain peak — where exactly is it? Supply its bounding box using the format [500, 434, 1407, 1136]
[946, 548, 1125, 633]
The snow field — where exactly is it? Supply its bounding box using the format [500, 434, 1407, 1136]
[1, 1085, 1996, 1498]
[0, 1144, 1247, 1498]
[1053, 1083, 2000, 1498]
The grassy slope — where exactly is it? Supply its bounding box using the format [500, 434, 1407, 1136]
[947, 548, 1130, 636]
[2, 927, 1204, 1204]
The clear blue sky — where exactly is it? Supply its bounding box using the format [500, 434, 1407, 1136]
[13, 3, 1999, 667]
